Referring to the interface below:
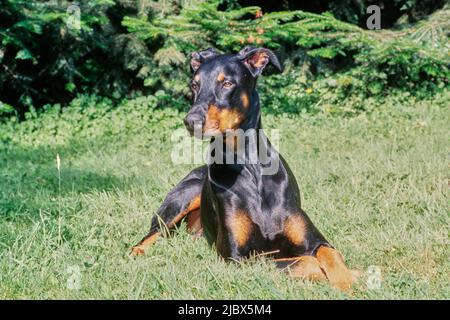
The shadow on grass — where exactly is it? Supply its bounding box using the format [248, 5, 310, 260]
[0, 138, 128, 222]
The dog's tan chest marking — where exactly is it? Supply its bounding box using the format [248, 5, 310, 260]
[226, 210, 253, 247]
[283, 215, 306, 246]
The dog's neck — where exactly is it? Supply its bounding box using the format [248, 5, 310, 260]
[207, 90, 280, 175]
[241, 90, 262, 132]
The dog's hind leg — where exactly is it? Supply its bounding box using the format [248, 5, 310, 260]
[130, 166, 206, 256]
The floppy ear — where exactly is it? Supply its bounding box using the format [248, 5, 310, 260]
[237, 46, 282, 77]
[190, 48, 218, 73]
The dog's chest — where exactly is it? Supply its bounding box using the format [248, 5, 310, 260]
[236, 172, 294, 241]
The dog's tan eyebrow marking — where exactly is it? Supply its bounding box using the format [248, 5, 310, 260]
[217, 72, 226, 82]
[194, 74, 201, 82]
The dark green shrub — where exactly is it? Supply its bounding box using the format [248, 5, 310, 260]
[0, 0, 448, 118]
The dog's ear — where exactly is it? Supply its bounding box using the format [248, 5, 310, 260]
[190, 48, 218, 73]
[237, 46, 282, 77]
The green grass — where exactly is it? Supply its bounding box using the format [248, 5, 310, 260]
[0, 92, 449, 299]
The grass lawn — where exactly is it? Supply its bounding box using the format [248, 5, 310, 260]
[0, 92, 448, 299]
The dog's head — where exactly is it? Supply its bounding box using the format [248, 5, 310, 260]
[184, 46, 282, 137]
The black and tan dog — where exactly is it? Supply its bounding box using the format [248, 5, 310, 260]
[131, 47, 359, 291]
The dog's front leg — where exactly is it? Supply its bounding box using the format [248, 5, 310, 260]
[315, 246, 361, 291]
[130, 166, 206, 256]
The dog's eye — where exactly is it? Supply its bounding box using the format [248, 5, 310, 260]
[222, 81, 234, 89]
[191, 83, 199, 91]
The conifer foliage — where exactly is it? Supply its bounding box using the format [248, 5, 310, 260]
[0, 0, 448, 117]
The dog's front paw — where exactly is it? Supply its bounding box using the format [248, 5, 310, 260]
[316, 246, 361, 292]
[129, 245, 146, 257]
[329, 268, 363, 292]
[329, 269, 359, 291]
[350, 269, 363, 281]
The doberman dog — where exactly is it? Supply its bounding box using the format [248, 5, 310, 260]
[131, 46, 359, 291]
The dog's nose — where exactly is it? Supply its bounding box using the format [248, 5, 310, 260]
[183, 113, 204, 133]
